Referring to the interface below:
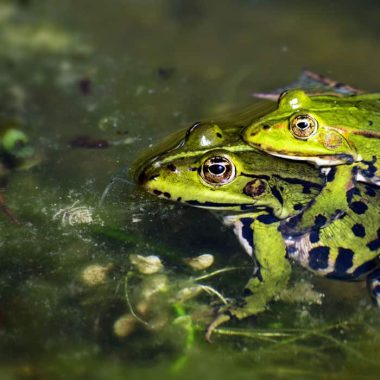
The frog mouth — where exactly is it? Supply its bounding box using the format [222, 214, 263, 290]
[184, 199, 268, 210]
[265, 150, 354, 166]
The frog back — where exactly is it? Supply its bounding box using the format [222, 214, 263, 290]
[312, 92, 380, 134]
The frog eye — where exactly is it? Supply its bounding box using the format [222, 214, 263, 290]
[290, 114, 318, 139]
[2, 129, 28, 153]
[200, 156, 236, 186]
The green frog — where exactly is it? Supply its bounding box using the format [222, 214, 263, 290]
[135, 121, 380, 338]
[0, 124, 36, 173]
[0, 122, 38, 223]
[242, 75, 380, 234]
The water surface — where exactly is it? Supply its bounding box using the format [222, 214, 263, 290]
[1, 1, 380, 379]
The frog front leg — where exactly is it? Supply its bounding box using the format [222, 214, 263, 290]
[283, 164, 356, 235]
[206, 215, 292, 340]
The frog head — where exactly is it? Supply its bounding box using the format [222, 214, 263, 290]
[243, 89, 356, 166]
[136, 121, 323, 218]
[0, 126, 39, 170]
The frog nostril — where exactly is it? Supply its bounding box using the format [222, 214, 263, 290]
[136, 165, 157, 184]
[248, 126, 268, 137]
[137, 169, 148, 185]
[166, 163, 177, 172]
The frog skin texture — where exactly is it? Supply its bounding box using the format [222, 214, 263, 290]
[135, 121, 380, 337]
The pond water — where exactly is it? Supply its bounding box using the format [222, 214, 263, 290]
[1, 1, 380, 379]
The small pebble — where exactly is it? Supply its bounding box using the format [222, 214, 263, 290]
[81, 264, 112, 286]
[113, 314, 137, 338]
[183, 254, 214, 270]
[130, 254, 163, 274]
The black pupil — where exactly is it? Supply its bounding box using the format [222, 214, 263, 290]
[296, 120, 310, 130]
[14, 139, 26, 149]
[209, 164, 225, 175]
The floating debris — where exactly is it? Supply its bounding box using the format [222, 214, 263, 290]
[81, 264, 112, 286]
[53, 201, 94, 226]
[176, 284, 227, 304]
[113, 314, 137, 338]
[129, 254, 163, 274]
[78, 76, 92, 95]
[139, 274, 169, 300]
[183, 254, 214, 271]
[275, 281, 324, 305]
[69, 136, 109, 149]
[175, 286, 203, 302]
[157, 67, 176, 80]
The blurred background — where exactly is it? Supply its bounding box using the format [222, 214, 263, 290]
[1, 1, 380, 379]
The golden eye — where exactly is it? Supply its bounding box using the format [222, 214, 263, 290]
[290, 114, 318, 139]
[200, 156, 236, 186]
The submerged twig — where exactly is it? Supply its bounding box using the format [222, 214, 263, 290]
[99, 176, 135, 207]
[197, 285, 228, 305]
[124, 272, 150, 327]
[193, 266, 248, 282]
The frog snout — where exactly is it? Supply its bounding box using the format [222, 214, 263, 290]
[136, 166, 149, 186]
[136, 165, 153, 186]
[135, 160, 163, 189]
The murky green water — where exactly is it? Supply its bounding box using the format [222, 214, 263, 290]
[1, 1, 380, 379]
